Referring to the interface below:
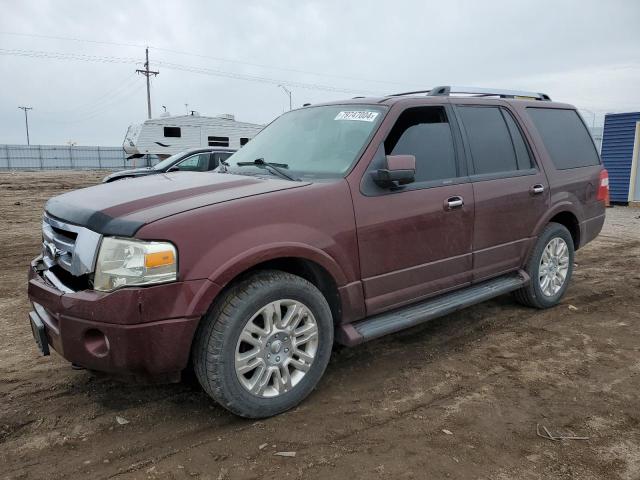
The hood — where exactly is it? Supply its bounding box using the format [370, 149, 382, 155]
[103, 167, 154, 182]
[46, 172, 309, 236]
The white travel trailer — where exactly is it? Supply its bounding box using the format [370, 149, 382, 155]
[123, 112, 263, 158]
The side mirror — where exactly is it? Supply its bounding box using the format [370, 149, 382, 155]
[372, 154, 416, 189]
[166, 165, 179, 173]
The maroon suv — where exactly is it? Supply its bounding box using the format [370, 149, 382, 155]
[28, 86, 608, 418]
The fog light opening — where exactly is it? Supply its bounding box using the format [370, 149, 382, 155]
[84, 329, 110, 358]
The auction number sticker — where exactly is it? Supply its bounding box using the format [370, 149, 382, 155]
[334, 111, 379, 122]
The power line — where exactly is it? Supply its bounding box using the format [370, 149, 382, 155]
[0, 48, 139, 64]
[37, 72, 139, 115]
[0, 30, 411, 87]
[49, 82, 145, 124]
[149, 46, 411, 88]
[155, 59, 382, 95]
[0, 48, 385, 95]
[0, 31, 145, 49]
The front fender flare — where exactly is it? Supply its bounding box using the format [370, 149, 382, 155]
[207, 242, 349, 289]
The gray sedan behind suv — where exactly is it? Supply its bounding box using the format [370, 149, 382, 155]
[103, 148, 235, 183]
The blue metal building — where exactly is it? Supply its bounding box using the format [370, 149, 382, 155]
[600, 112, 640, 203]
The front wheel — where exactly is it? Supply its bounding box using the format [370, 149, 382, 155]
[192, 270, 333, 418]
[514, 222, 575, 309]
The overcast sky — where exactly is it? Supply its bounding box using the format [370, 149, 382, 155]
[1, 0, 639, 146]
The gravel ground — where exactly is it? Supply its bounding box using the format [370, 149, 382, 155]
[1, 170, 640, 480]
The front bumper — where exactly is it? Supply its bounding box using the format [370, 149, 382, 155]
[27, 256, 215, 378]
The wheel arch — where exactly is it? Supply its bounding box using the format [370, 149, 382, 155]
[548, 211, 580, 250]
[240, 257, 342, 325]
[206, 244, 348, 325]
[532, 203, 581, 250]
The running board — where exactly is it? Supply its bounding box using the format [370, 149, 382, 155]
[336, 271, 529, 346]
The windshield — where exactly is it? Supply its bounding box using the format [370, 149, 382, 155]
[225, 105, 386, 179]
[152, 152, 186, 171]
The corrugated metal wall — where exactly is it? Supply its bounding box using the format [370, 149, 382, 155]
[0, 144, 141, 170]
[601, 112, 640, 203]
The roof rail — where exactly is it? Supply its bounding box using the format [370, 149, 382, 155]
[389, 86, 551, 101]
[388, 89, 434, 97]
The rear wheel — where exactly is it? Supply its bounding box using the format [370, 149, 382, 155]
[514, 222, 574, 309]
[192, 270, 333, 418]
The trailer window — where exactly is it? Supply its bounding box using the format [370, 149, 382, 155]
[240, 137, 250, 146]
[164, 127, 181, 138]
[208, 136, 229, 147]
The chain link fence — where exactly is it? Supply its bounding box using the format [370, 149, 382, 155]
[0, 144, 151, 170]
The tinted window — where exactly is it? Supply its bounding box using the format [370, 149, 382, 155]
[527, 108, 600, 169]
[503, 110, 534, 170]
[458, 106, 518, 175]
[385, 107, 457, 183]
[164, 127, 181, 138]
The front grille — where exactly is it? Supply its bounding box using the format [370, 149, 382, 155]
[42, 213, 102, 279]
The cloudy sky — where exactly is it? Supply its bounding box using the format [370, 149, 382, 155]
[1, 0, 639, 146]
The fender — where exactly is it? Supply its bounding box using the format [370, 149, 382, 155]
[521, 201, 580, 265]
[531, 201, 580, 238]
[207, 242, 349, 289]
[180, 244, 349, 324]
[182, 244, 362, 328]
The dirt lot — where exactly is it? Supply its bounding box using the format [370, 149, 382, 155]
[1, 170, 639, 480]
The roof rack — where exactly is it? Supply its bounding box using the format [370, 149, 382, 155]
[389, 85, 551, 101]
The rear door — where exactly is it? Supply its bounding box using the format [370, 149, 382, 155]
[453, 103, 549, 281]
[353, 104, 475, 315]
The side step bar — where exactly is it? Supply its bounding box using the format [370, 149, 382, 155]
[336, 271, 529, 346]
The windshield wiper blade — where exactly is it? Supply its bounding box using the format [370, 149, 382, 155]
[236, 158, 297, 181]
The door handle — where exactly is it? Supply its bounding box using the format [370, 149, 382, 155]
[445, 196, 464, 210]
[531, 184, 545, 195]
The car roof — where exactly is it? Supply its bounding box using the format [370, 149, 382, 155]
[301, 86, 575, 110]
[308, 96, 574, 109]
[179, 147, 236, 155]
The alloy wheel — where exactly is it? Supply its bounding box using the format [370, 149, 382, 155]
[235, 299, 319, 398]
[538, 237, 570, 297]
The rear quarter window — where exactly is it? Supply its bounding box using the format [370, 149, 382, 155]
[527, 108, 600, 169]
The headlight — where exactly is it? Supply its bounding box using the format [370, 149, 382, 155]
[93, 237, 177, 292]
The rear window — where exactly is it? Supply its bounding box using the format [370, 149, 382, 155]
[527, 108, 600, 169]
[458, 106, 520, 175]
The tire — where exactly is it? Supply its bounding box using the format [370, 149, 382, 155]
[192, 270, 334, 418]
[514, 222, 575, 309]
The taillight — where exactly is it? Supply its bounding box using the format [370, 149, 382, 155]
[597, 169, 609, 202]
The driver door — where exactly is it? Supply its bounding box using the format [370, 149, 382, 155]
[352, 105, 474, 315]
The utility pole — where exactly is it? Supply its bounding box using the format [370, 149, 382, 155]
[18, 106, 33, 145]
[136, 47, 159, 119]
[279, 85, 292, 111]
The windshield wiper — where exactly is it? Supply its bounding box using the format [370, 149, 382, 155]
[236, 158, 298, 181]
